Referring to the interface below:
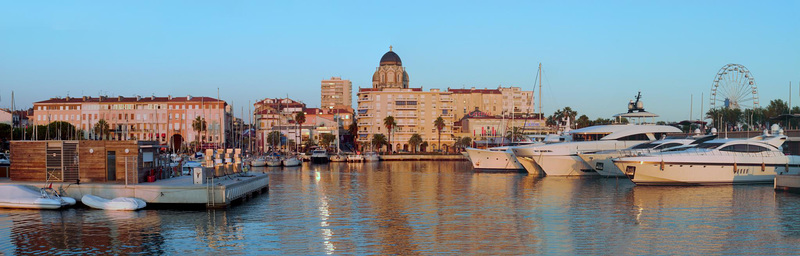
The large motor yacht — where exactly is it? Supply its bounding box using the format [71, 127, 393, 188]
[511, 124, 682, 176]
[578, 134, 716, 177]
[613, 129, 800, 185]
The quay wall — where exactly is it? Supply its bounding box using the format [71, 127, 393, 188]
[379, 155, 467, 161]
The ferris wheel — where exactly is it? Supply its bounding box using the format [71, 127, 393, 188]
[710, 63, 759, 110]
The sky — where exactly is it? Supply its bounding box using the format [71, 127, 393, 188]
[1, 1, 798, 122]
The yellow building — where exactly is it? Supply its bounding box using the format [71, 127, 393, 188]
[449, 86, 534, 121]
[321, 77, 352, 110]
[357, 48, 454, 152]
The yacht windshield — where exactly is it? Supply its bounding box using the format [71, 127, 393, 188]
[572, 133, 610, 142]
[631, 142, 659, 149]
[696, 142, 724, 149]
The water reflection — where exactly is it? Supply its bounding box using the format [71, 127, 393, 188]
[1, 162, 799, 254]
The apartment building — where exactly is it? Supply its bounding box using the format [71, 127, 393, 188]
[32, 95, 231, 149]
[321, 77, 352, 110]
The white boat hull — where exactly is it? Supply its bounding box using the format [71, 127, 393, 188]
[578, 152, 626, 177]
[266, 159, 282, 167]
[0, 185, 73, 209]
[251, 159, 267, 167]
[465, 147, 524, 170]
[81, 194, 147, 211]
[614, 155, 800, 185]
[283, 157, 302, 167]
[347, 155, 364, 162]
[517, 154, 598, 176]
[330, 154, 347, 162]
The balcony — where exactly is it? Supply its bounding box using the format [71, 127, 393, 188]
[358, 122, 372, 126]
[395, 105, 417, 110]
[440, 97, 454, 102]
[359, 98, 373, 102]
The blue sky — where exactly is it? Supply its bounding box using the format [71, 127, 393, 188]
[1, 1, 798, 122]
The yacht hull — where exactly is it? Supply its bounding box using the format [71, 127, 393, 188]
[465, 148, 524, 171]
[578, 153, 626, 177]
[614, 156, 800, 185]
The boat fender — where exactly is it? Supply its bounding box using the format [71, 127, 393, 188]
[660, 161, 664, 171]
[762, 162, 765, 172]
[733, 163, 737, 173]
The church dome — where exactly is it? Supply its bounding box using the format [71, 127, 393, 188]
[379, 46, 402, 66]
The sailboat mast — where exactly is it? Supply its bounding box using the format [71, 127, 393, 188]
[538, 63, 542, 118]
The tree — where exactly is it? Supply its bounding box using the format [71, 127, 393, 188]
[547, 107, 578, 128]
[460, 137, 472, 149]
[504, 127, 526, 143]
[707, 107, 742, 131]
[320, 133, 336, 148]
[267, 131, 282, 151]
[371, 133, 387, 152]
[294, 111, 306, 151]
[408, 133, 423, 153]
[434, 116, 446, 152]
[383, 116, 396, 154]
[420, 141, 429, 152]
[347, 117, 358, 147]
[576, 114, 592, 128]
[192, 116, 207, 150]
[93, 119, 110, 140]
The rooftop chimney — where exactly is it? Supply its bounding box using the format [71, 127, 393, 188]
[118, 96, 123, 101]
[136, 95, 141, 101]
[168, 95, 173, 100]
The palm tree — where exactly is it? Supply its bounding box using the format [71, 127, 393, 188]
[267, 131, 282, 151]
[371, 133, 387, 152]
[294, 111, 305, 151]
[434, 116, 446, 152]
[383, 116, 396, 154]
[192, 116, 207, 151]
[504, 127, 526, 143]
[93, 119, 110, 140]
[408, 133, 423, 154]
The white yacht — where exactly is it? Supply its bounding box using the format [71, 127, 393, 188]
[465, 133, 572, 171]
[311, 149, 330, 163]
[578, 135, 715, 177]
[613, 129, 800, 185]
[511, 124, 682, 176]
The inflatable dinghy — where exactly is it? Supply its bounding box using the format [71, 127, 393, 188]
[81, 194, 147, 211]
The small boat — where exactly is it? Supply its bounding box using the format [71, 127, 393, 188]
[347, 153, 364, 162]
[282, 154, 302, 167]
[364, 151, 380, 162]
[0, 184, 75, 209]
[81, 194, 147, 211]
[311, 149, 330, 163]
[251, 156, 267, 167]
[330, 153, 347, 162]
[266, 152, 283, 167]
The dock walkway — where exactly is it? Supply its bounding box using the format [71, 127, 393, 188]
[0, 171, 269, 209]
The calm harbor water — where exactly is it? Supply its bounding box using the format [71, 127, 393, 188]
[2, 161, 800, 254]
